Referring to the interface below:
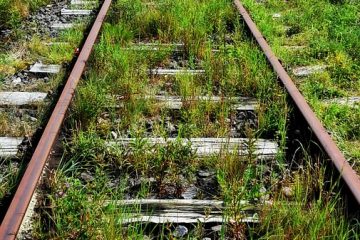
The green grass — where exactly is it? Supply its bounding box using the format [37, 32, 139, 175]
[0, 0, 49, 29]
[0, 160, 20, 200]
[0, 51, 27, 82]
[0, 5, 90, 88]
[0, 0, 96, 216]
[28, 22, 88, 64]
[31, 0, 358, 239]
[255, 168, 356, 240]
[0, 22, 87, 92]
[241, 0, 360, 172]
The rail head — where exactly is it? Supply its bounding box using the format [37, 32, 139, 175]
[0, 0, 112, 239]
[233, 0, 360, 204]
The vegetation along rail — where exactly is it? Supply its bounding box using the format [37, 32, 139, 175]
[0, 0, 359, 239]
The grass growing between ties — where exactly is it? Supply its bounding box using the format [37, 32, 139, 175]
[0, 23, 87, 138]
[33, 137, 357, 238]
[254, 166, 358, 239]
[32, 0, 358, 239]
[0, 21, 88, 92]
[241, 0, 360, 173]
[221, 154, 358, 239]
[0, 0, 92, 89]
[29, 23, 88, 64]
[0, 160, 20, 200]
[0, 1, 98, 217]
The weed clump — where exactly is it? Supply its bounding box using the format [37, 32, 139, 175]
[0, 0, 49, 29]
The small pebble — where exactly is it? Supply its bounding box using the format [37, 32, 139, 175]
[167, 122, 177, 133]
[111, 131, 118, 139]
[282, 186, 293, 198]
[211, 225, 222, 232]
[197, 170, 214, 178]
[173, 225, 188, 238]
[12, 77, 22, 84]
[259, 186, 270, 201]
[80, 172, 94, 182]
[272, 13, 281, 18]
[181, 185, 198, 199]
[29, 117, 38, 122]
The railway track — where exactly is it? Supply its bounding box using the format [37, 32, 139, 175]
[0, 0, 359, 239]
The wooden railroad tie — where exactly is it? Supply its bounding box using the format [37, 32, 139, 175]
[108, 138, 278, 160]
[119, 95, 258, 111]
[104, 199, 262, 224]
[29, 62, 61, 74]
[51, 23, 74, 30]
[323, 97, 360, 107]
[149, 69, 205, 76]
[144, 95, 257, 111]
[0, 92, 47, 107]
[61, 9, 93, 16]
[0, 137, 24, 158]
[71, 0, 97, 5]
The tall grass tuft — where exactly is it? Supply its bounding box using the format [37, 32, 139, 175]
[0, 0, 49, 29]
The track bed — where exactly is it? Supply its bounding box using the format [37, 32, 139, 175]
[1, 0, 359, 239]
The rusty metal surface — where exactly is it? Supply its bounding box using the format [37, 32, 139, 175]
[0, 0, 112, 239]
[234, 0, 360, 204]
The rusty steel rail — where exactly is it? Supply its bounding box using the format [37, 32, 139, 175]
[234, 0, 360, 204]
[0, 0, 112, 239]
